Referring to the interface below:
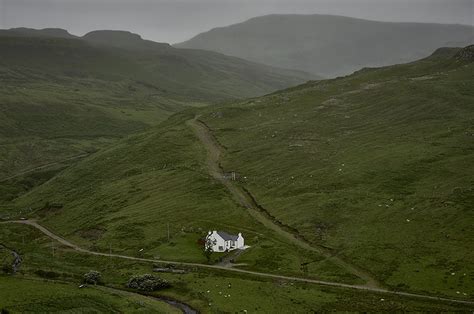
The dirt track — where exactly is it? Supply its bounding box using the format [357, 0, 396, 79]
[2, 219, 474, 306]
[186, 117, 382, 288]
[0, 153, 90, 183]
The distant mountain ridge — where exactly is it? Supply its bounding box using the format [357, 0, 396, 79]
[0, 27, 77, 38]
[176, 14, 474, 77]
[0, 27, 311, 187]
[82, 30, 172, 50]
[0, 27, 312, 101]
[0, 28, 173, 49]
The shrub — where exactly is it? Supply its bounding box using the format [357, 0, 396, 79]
[34, 269, 60, 279]
[83, 270, 102, 285]
[127, 274, 170, 292]
[1, 263, 12, 274]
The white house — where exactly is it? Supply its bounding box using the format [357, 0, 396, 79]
[205, 230, 244, 252]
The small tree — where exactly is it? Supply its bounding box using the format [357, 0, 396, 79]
[203, 237, 216, 263]
[204, 246, 213, 263]
[83, 270, 102, 285]
[127, 274, 170, 292]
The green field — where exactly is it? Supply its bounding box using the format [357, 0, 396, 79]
[9, 112, 359, 284]
[0, 277, 181, 313]
[0, 223, 471, 312]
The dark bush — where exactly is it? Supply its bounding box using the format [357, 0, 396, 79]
[34, 269, 60, 279]
[127, 274, 170, 292]
[1, 263, 12, 274]
[83, 270, 102, 285]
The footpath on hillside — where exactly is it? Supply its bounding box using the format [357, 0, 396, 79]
[186, 117, 382, 289]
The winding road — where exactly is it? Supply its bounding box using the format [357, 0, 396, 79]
[1, 220, 473, 306]
[186, 117, 381, 288]
[1, 116, 472, 307]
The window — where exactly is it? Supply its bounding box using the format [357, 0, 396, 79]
[218, 246, 223, 251]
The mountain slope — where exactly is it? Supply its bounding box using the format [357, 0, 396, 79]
[177, 14, 474, 77]
[0, 27, 77, 39]
[1, 29, 311, 102]
[194, 45, 474, 297]
[0, 29, 310, 200]
[11, 46, 474, 299]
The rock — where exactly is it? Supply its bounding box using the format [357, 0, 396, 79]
[455, 45, 474, 62]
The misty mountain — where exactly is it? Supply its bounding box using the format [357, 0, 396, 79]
[0, 27, 77, 39]
[82, 30, 172, 50]
[0, 28, 310, 187]
[0, 28, 311, 102]
[176, 14, 474, 77]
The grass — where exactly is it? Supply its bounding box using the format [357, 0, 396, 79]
[161, 271, 473, 313]
[0, 55, 186, 179]
[0, 223, 471, 313]
[7, 48, 474, 298]
[0, 33, 306, 203]
[10, 111, 359, 283]
[2, 39, 473, 310]
[0, 50, 179, 200]
[0, 247, 15, 272]
[0, 276, 180, 313]
[194, 48, 474, 297]
[0, 34, 307, 104]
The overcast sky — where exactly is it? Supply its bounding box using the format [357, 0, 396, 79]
[0, 0, 472, 44]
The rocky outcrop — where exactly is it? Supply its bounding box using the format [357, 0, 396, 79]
[455, 45, 474, 62]
[430, 47, 460, 58]
[82, 30, 171, 50]
[0, 244, 22, 273]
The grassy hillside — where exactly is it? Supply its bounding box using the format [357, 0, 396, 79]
[0, 36, 171, 201]
[176, 14, 474, 77]
[9, 46, 474, 301]
[1, 29, 310, 102]
[0, 223, 471, 312]
[9, 112, 358, 284]
[0, 29, 309, 201]
[0, 27, 77, 39]
[0, 277, 179, 313]
[194, 46, 474, 297]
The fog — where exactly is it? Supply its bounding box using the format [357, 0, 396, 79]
[0, 0, 472, 44]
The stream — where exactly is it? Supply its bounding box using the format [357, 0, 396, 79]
[153, 296, 198, 314]
[0, 244, 22, 273]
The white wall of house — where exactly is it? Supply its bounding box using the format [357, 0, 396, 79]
[206, 231, 226, 252]
[236, 233, 244, 248]
[205, 230, 245, 252]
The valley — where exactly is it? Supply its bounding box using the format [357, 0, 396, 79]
[0, 17, 473, 313]
[187, 117, 381, 289]
[0, 29, 308, 206]
[1, 220, 473, 312]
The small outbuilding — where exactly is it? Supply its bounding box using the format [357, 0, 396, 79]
[205, 230, 244, 252]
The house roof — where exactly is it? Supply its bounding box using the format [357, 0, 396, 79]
[217, 231, 239, 241]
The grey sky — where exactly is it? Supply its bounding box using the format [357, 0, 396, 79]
[0, 0, 472, 44]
